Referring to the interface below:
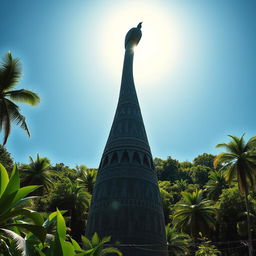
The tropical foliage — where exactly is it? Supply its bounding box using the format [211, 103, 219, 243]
[214, 135, 256, 256]
[173, 190, 216, 239]
[195, 241, 221, 256]
[0, 162, 122, 256]
[21, 154, 54, 194]
[165, 224, 190, 256]
[81, 232, 122, 256]
[76, 167, 97, 194]
[0, 164, 45, 255]
[205, 170, 227, 201]
[0, 52, 40, 145]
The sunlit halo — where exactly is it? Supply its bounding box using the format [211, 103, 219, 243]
[97, 1, 185, 85]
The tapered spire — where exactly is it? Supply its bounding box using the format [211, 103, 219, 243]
[86, 24, 167, 256]
[103, 22, 150, 157]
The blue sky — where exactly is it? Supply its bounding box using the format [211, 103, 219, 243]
[0, 0, 255, 167]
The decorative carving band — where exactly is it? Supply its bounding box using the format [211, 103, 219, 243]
[90, 198, 163, 214]
[95, 167, 158, 185]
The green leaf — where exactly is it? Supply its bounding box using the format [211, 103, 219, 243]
[12, 185, 41, 206]
[0, 191, 18, 216]
[61, 240, 75, 256]
[47, 210, 67, 222]
[91, 232, 100, 247]
[2, 165, 20, 197]
[0, 163, 9, 197]
[71, 237, 82, 251]
[0, 208, 44, 225]
[101, 236, 111, 244]
[56, 209, 66, 240]
[81, 235, 92, 249]
[0, 185, 39, 216]
[6, 89, 40, 106]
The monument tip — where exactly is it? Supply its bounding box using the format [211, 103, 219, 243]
[137, 22, 143, 29]
[125, 22, 143, 49]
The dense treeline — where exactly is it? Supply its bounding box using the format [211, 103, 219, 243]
[0, 140, 256, 255]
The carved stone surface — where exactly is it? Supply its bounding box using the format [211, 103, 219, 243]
[85, 24, 167, 256]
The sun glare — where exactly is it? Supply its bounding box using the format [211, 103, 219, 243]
[97, 1, 185, 86]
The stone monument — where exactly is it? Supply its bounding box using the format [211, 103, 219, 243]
[85, 23, 167, 256]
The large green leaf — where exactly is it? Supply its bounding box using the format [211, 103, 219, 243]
[0, 191, 18, 216]
[12, 185, 41, 207]
[0, 208, 44, 225]
[61, 240, 75, 256]
[6, 165, 20, 193]
[46, 210, 67, 223]
[0, 163, 9, 197]
[0, 185, 40, 216]
[56, 209, 66, 240]
[47, 210, 69, 256]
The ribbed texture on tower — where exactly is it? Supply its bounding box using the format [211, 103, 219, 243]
[86, 29, 167, 256]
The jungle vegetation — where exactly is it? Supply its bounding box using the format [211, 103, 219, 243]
[0, 143, 256, 256]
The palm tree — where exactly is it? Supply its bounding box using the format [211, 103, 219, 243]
[67, 183, 91, 241]
[173, 190, 216, 239]
[0, 52, 40, 145]
[205, 170, 227, 201]
[165, 224, 190, 256]
[21, 154, 53, 194]
[214, 134, 256, 256]
[49, 179, 91, 241]
[76, 168, 97, 194]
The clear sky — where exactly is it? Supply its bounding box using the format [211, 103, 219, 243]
[0, 0, 255, 168]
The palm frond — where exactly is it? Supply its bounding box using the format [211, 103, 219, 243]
[0, 228, 25, 256]
[225, 164, 237, 184]
[246, 136, 256, 151]
[0, 99, 11, 145]
[0, 52, 22, 92]
[5, 89, 40, 106]
[4, 99, 30, 138]
[214, 153, 237, 168]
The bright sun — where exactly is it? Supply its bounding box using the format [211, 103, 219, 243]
[97, 1, 184, 86]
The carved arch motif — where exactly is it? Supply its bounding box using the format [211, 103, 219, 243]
[121, 151, 129, 163]
[143, 155, 150, 167]
[133, 151, 141, 164]
[102, 156, 109, 168]
[110, 152, 118, 164]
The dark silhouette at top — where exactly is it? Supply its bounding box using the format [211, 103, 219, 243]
[125, 22, 143, 49]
